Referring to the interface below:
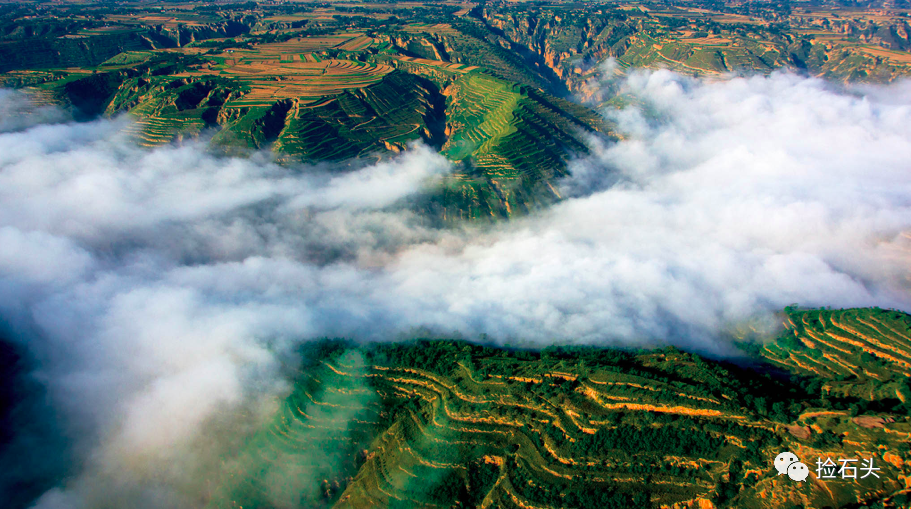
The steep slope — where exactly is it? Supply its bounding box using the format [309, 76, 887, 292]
[0, 30, 160, 73]
[204, 348, 382, 509]
[479, 4, 911, 91]
[432, 72, 610, 220]
[761, 307, 911, 408]
[16, 2, 911, 222]
[274, 71, 446, 161]
[97, 69, 443, 157]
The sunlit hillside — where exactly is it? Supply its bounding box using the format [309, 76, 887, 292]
[205, 308, 911, 509]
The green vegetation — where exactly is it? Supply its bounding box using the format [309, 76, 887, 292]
[4, 0, 911, 222]
[205, 347, 380, 508]
[480, 2, 911, 93]
[203, 308, 911, 509]
[763, 307, 911, 412]
[275, 71, 445, 161]
[3, 3, 910, 508]
[432, 72, 607, 219]
[0, 29, 156, 73]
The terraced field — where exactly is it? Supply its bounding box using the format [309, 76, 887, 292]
[104, 74, 251, 146]
[232, 36, 357, 56]
[338, 35, 374, 52]
[164, 36, 394, 107]
[762, 307, 911, 406]
[274, 70, 446, 160]
[393, 56, 477, 76]
[97, 60, 412, 152]
[436, 73, 610, 219]
[219, 59, 393, 107]
[37, 41, 609, 216]
[205, 349, 382, 509]
[615, 32, 787, 77]
[204, 308, 911, 509]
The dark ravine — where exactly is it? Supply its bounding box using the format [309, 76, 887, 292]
[0, 338, 72, 509]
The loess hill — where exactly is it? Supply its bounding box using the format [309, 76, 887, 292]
[6, 1, 911, 220]
[1, 2, 614, 220]
[205, 307, 911, 509]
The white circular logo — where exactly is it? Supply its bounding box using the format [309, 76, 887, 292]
[788, 461, 810, 482]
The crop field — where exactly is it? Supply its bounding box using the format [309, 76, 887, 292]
[651, 7, 764, 26]
[4, 4, 911, 509]
[615, 32, 784, 76]
[858, 45, 911, 65]
[216, 59, 393, 107]
[105, 66, 439, 156]
[392, 56, 477, 74]
[338, 35, 374, 52]
[104, 13, 221, 31]
[161, 34, 397, 107]
[100, 51, 155, 66]
[233, 36, 358, 56]
[260, 15, 310, 23]
[203, 351, 382, 509]
[125, 111, 207, 147]
[400, 23, 462, 35]
[274, 70, 444, 160]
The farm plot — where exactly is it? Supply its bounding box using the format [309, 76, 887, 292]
[393, 55, 477, 74]
[764, 307, 911, 386]
[338, 35, 374, 52]
[231, 34, 358, 58]
[857, 45, 911, 65]
[434, 73, 608, 219]
[401, 22, 460, 35]
[218, 59, 393, 107]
